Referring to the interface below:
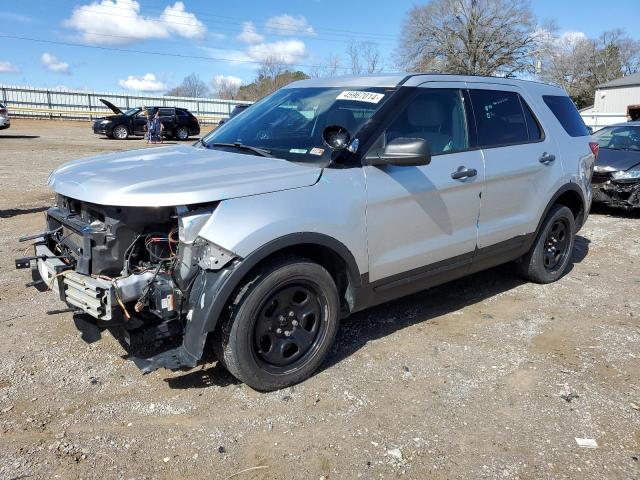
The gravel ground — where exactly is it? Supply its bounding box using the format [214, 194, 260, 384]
[0, 119, 639, 480]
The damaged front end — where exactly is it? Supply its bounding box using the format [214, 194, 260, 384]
[592, 169, 640, 210]
[16, 195, 237, 372]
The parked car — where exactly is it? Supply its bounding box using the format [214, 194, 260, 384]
[590, 122, 640, 209]
[93, 99, 200, 140]
[18, 74, 595, 391]
[0, 103, 10, 131]
[218, 104, 250, 126]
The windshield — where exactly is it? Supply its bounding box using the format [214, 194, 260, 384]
[593, 125, 640, 151]
[201, 87, 393, 163]
[124, 108, 140, 116]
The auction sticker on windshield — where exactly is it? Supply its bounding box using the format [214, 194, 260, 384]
[336, 91, 385, 103]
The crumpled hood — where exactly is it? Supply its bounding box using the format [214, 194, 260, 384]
[48, 145, 322, 207]
[596, 148, 640, 172]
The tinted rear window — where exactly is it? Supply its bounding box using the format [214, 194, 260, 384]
[543, 95, 589, 137]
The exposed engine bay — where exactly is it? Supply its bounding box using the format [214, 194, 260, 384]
[17, 194, 234, 361]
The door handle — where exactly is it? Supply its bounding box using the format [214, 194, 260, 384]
[451, 166, 478, 180]
[539, 152, 556, 165]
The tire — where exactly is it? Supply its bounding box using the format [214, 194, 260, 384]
[213, 257, 340, 391]
[112, 124, 129, 140]
[517, 205, 575, 283]
[175, 126, 189, 140]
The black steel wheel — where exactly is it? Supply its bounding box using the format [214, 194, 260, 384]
[517, 204, 575, 283]
[542, 217, 570, 271]
[213, 257, 340, 391]
[253, 283, 325, 372]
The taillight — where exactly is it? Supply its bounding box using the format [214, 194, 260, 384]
[589, 142, 599, 160]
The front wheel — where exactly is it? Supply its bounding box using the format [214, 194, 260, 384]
[112, 124, 129, 140]
[213, 258, 340, 391]
[175, 126, 190, 140]
[517, 204, 575, 283]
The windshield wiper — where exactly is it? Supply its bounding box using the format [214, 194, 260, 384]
[209, 142, 273, 158]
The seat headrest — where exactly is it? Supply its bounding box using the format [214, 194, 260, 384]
[408, 98, 445, 128]
[325, 108, 356, 132]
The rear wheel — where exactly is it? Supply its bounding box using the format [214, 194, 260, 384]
[112, 124, 129, 140]
[175, 126, 189, 140]
[214, 257, 340, 391]
[517, 205, 575, 283]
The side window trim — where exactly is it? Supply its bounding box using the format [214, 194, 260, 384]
[518, 94, 546, 143]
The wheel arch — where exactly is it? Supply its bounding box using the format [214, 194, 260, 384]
[201, 232, 364, 334]
[536, 183, 586, 235]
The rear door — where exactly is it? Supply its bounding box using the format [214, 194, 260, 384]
[467, 83, 563, 248]
[363, 82, 484, 283]
[132, 110, 147, 135]
[159, 108, 177, 135]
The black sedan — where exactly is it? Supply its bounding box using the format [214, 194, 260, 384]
[591, 122, 640, 210]
[93, 99, 200, 140]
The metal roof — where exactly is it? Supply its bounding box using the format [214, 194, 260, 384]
[598, 72, 640, 89]
[286, 73, 562, 90]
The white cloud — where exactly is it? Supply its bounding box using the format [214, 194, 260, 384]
[265, 15, 315, 36]
[63, 0, 206, 45]
[247, 39, 307, 65]
[0, 61, 19, 73]
[236, 21, 264, 44]
[200, 47, 252, 65]
[559, 31, 587, 45]
[162, 2, 207, 39]
[212, 74, 242, 89]
[41, 53, 70, 74]
[118, 73, 167, 91]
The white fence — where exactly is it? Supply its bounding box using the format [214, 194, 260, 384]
[0, 84, 251, 124]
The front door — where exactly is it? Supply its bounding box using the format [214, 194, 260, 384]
[363, 83, 484, 283]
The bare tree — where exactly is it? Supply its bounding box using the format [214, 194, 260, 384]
[212, 75, 241, 100]
[309, 54, 342, 78]
[165, 73, 210, 98]
[397, 0, 542, 76]
[347, 41, 383, 75]
[539, 29, 640, 108]
[237, 57, 309, 101]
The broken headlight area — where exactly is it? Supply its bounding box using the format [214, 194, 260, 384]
[17, 196, 235, 355]
[592, 176, 640, 209]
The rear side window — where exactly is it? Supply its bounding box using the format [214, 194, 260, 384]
[543, 95, 589, 137]
[469, 90, 529, 147]
[159, 108, 175, 116]
[177, 109, 188, 117]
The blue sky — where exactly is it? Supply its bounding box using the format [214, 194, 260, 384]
[0, 0, 638, 93]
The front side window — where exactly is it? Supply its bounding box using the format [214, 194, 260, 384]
[469, 90, 530, 147]
[202, 87, 393, 163]
[373, 88, 468, 156]
[593, 125, 640, 151]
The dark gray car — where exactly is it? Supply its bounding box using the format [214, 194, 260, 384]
[591, 122, 640, 209]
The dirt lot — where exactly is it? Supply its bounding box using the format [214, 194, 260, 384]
[0, 119, 639, 480]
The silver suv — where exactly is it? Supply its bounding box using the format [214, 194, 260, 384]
[17, 74, 596, 390]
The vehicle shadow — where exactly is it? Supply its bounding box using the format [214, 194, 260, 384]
[321, 240, 590, 373]
[0, 206, 48, 218]
[0, 135, 40, 139]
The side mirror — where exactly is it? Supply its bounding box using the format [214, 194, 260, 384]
[368, 137, 431, 167]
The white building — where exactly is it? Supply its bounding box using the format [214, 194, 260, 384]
[580, 72, 640, 129]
